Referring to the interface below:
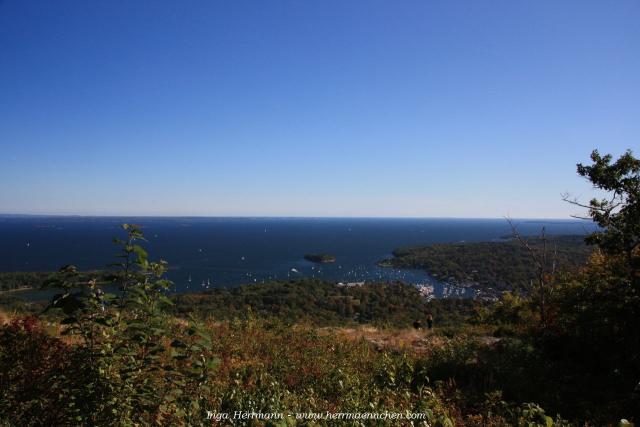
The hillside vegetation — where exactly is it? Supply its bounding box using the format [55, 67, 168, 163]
[173, 279, 479, 328]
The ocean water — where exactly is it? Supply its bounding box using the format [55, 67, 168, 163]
[0, 216, 596, 298]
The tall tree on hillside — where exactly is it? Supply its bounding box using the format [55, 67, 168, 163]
[552, 149, 640, 419]
[563, 149, 640, 285]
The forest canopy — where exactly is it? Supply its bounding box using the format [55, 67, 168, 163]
[381, 235, 593, 294]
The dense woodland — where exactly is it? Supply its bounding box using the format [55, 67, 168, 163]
[0, 149, 639, 426]
[173, 280, 479, 328]
[0, 271, 103, 292]
[382, 235, 593, 294]
[0, 271, 53, 292]
[0, 274, 478, 328]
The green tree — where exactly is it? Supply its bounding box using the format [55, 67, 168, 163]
[551, 149, 640, 420]
[565, 149, 640, 285]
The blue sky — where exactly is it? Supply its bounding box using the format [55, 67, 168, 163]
[1, 0, 638, 217]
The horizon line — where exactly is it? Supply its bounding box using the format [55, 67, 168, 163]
[0, 212, 588, 222]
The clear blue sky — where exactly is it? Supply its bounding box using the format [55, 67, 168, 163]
[1, 1, 638, 217]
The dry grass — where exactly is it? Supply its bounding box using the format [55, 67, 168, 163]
[0, 309, 11, 326]
[321, 325, 449, 354]
[0, 309, 497, 355]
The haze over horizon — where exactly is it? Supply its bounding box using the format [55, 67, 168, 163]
[0, 212, 593, 221]
[1, 1, 638, 218]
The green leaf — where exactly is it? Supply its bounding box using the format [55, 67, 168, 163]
[158, 294, 174, 306]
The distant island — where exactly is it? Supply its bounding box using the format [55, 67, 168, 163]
[304, 253, 336, 263]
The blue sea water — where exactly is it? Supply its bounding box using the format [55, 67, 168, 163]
[0, 216, 596, 298]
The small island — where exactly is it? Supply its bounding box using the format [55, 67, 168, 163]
[375, 259, 394, 268]
[304, 253, 336, 263]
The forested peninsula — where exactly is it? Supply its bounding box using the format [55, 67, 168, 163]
[379, 235, 593, 294]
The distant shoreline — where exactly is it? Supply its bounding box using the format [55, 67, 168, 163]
[0, 286, 35, 295]
[0, 213, 591, 222]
